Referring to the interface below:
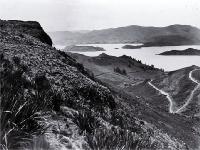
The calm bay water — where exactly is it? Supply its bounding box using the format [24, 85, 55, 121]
[55, 44, 200, 71]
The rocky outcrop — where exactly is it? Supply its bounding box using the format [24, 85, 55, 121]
[0, 20, 52, 46]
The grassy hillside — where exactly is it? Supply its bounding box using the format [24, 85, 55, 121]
[0, 20, 188, 149]
[69, 52, 200, 149]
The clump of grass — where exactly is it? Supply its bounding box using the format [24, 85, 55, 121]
[71, 108, 157, 149]
[86, 127, 165, 150]
[86, 127, 154, 150]
[73, 110, 100, 134]
[0, 54, 62, 149]
[78, 84, 116, 112]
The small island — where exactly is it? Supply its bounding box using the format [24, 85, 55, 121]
[64, 45, 106, 52]
[122, 45, 143, 49]
[158, 48, 200, 56]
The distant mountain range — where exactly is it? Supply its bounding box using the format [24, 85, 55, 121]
[49, 25, 200, 46]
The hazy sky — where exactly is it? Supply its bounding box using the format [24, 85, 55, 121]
[0, 0, 200, 31]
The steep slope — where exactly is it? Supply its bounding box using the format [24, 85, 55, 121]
[0, 20, 188, 150]
[0, 20, 115, 149]
[50, 24, 200, 45]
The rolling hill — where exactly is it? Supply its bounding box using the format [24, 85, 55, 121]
[69, 52, 200, 149]
[159, 48, 200, 55]
[49, 25, 200, 46]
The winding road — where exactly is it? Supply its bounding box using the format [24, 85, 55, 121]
[175, 69, 200, 113]
[148, 79, 175, 113]
[148, 69, 200, 114]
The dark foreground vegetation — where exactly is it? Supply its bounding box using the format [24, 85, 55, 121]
[0, 54, 62, 149]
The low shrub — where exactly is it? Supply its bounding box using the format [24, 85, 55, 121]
[114, 67, 127, 75]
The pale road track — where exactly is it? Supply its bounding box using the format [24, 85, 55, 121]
[148, 79, 175, 113]
[148, 69, 200, 114]
[175, 69, 200, 113]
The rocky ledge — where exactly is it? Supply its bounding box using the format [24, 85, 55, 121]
[0, 20, 52, 46]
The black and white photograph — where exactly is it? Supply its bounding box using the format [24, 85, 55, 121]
[0, 0, 200, 149]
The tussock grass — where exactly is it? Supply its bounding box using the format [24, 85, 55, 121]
[86, 127, 159, 150]
[72, 109, 160, 150]
[73, 110, 100, 134]
[0, 54, 61, 149]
